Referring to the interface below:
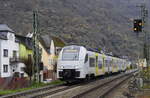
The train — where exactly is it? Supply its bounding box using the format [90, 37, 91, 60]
[57, 45, 131, 82]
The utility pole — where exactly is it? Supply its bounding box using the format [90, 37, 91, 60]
[136, 3, 149, 82]
[142, 4, 148, 66]
[136, 3, 149, 65]
[32, 10, 41, 83]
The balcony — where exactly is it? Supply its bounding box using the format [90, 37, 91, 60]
[10, 57, 20, 63]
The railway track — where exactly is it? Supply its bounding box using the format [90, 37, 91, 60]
[0, 83, 65, 98]
[72, 70, 137, 98]
[1, 70, 137, 98]
[1, 80, 88, 98]
[45, 70, 137, 98]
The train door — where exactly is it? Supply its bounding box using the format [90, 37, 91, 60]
[102, 54, 105, 74]
[95, 53, 99, 76]
[89, 57, 96, 75]
[97, 54, 104, 75]
[109, 57, 113, 73]
[107, 58, 110, 73]
[112, 58, 116, 73]
[112, 58, 114, 73]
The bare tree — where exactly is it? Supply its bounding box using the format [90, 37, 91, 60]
[22, 57, 33, 84]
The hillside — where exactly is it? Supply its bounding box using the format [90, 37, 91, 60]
[0, 0, 149, 59]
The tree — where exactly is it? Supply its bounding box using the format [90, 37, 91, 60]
[22, 57, 33, 84]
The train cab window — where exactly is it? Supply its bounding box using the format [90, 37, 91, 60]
[89, 58, 95, 67]
[62, 47, 80, 61]
[84, 54, 88, 63]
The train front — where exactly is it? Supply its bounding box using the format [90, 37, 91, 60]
[57, 45, 86, 82]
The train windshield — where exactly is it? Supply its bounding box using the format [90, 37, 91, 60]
[62, 47, 80, 61]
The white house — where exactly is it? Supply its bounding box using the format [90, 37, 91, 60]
[0, 24, 23, 78]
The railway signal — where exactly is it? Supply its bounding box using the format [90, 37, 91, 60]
[133, 19, 143, 32]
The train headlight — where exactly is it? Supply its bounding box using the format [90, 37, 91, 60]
[58, 65, 64, 69]
[75, 66, 79, 69]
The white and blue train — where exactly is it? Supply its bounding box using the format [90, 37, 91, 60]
[57, 45, 131, 82]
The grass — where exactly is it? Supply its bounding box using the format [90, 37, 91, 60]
[0, 80, 64, 95]
[140, 67, 150, 89]
[143, 83, 150, 89]
[140, 67, 150, 80]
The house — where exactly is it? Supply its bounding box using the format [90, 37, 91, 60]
[15, 35, 33, 78]
[0, 24, 65, 82]
[15, 35, 33, 61]
[15, 34, 65, 81]
[26, 33, 65, 74]
[39, 35, 65, 80]
[0, 24, 20, 78]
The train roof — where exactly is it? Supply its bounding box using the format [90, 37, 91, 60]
[87, 48, 101, 53]
[62, 45, 126, 60]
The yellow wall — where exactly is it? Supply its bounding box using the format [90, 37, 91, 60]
[19, 44, 32, 60]
[39, 43, 56, 70]
[19, 42, 56, 71]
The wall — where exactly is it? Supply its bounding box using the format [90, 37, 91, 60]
[0, 32, 19, 78]
[39, 40, 56, 71]
[19, 43, 32, 60]
[0, 40, 2, 77]
[39, 43, 52, 70]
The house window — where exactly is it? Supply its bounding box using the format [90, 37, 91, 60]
[13, 51, 17, 58]
[3, 65, 8, 73]
[4, 49, 8, 57]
